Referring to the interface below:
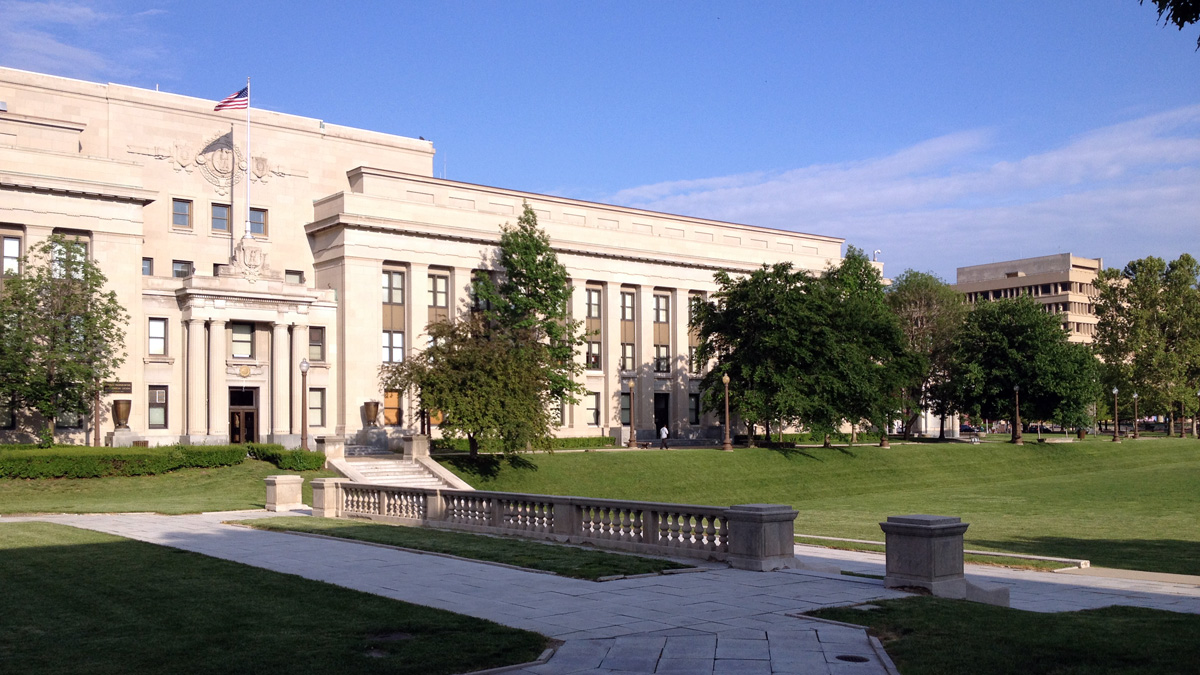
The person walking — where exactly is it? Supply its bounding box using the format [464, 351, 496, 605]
[659, 424, 669, 450]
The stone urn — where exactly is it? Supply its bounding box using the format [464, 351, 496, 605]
[112, 399, 131, 430]
[363, 400, 380, 427]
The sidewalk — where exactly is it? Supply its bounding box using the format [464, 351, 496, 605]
[5, 511, 1199, 674]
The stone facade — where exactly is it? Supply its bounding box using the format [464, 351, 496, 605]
[0, 67, 852, 447]
[954, 253, 1102, 344]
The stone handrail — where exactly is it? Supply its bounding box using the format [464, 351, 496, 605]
[310, 479, 797, 570]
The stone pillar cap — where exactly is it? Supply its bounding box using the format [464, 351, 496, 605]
[886, 515, 962, 526]
[264, 475, 303, 484]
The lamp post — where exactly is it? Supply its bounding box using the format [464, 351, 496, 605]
[1132, 393, 1139, 440]
[626, 377, 637, 448]
[1112, 387, 1120, 443]
[299, 358, 310, 451]
[1012, 384, 1023, 445]
[722, 373, 733, 452]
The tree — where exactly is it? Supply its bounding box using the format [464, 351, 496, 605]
[1141, 0, 1200, 48]
[886, 271, 967, 439]
[950, 297, 1099, 441]
[472, 203, 584, 406]
[1094, 254, 1200, 431]
[0, 235, 128, 446]
[379, 316, 555, 456]
[692, 247, 914, 444]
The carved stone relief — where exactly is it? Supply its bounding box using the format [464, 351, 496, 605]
[127, 129, 307, 195]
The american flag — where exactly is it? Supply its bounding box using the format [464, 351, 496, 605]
[214, 86, 249, 111]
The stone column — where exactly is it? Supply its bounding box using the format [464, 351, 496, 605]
[407, 263, 430, 427]
[670, 287, 690, 435]
[271, 322, 291, 444]
[879, 515, 969, 597]
[208, 319, 228, 441]
[725, 504, 799, 571]
[310, 478, 346, 518]
[569, 278, 589, 432]
[604, 280, 623, 435]
[290, 324, 309, 435]
[264, 475, 304, 512]
[636, 284, 655, 433]
[186, 318, 207, 441]
[453, 266, 475, 318]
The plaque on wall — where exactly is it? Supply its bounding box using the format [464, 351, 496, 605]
[103, 381, 133, 394]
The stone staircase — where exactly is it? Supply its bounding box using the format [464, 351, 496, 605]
[331, 444, 470, 490]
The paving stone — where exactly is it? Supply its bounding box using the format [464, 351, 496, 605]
[661, 635, 717, 659]
[655, 657, 715, 673]
[712, 658, 774, 674]
[715, 638, 771, 660]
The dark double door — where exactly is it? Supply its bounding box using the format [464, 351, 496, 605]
[229, 387, 258, 444]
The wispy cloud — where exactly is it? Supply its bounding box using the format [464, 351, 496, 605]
[610, 106, 1200, 279]
[0, 1, 170, 81]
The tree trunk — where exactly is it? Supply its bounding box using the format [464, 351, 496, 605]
[850, 424, 857, 446]
[938, 414, 946, 440]
[823, 433, 831, 448]
[468, 435, 479, 457]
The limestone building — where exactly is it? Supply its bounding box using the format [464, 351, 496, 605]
[0, 67, 850, 447]
[954, 253, 1102, 344]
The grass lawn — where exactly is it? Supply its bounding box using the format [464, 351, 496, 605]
[0, 459, 338, 515]
[809, 596, 1200, 675]
[439, 437, 1200, 575]
[237, 516, 692, 580]
[0, 522, 546, 675]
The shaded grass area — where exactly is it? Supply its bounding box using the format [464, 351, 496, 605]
[441, 437, 1200, 575]
[237, 516, 692, 580]
[0, 459, 338, 515]
[0, 522, 546, 675]
[810, 596, 1200, 675]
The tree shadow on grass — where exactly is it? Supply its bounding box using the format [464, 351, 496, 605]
[767, 446, 822, 461]
[969, 536, 1200, 577]
[442, 454, 539, 480]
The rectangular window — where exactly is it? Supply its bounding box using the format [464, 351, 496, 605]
[429, 274, 449, 308]
[172, 260, 192, 278]
[621, 343, 635, 371]
[621, 292, 635, 321]
[172, 199, 192, 228]
[689, 394, 701, 425]
[308, 388, 325, 427]
[231, 323, 254, 358]
[285, 270, 304, 284]
[654, 294, 670, 324]
[249, 208, 267, 236]
[382, 330, 404, 362]
[148, 318, 167, 356]
[56, 410, 82, 429]
[148, 385, 168, 429]
[383, 390, 402, 426]
[654, 345, 670, 373]
[2, 236, 19, 276]
[141, 258, 153, 276]
[586, 288, 602, 319]
[586, 341, 601, 370]
[308, 327, 325, 362]
[211, 203, 229, 232]
[586, 391, 600, 426]
[620, 392, 631, 425]
[382, 270, 405, 304]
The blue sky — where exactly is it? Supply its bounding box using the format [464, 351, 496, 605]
[2, 1, 1198, 280]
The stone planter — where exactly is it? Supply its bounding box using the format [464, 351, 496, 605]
[112, 399, 131, 429]
[363, 400, 380, 427]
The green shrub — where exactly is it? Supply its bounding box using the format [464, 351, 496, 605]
[430, 436, 617, 453]
[245, 444, 326, 471]
[0, 444, 248, 479]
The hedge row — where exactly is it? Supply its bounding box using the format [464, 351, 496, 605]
[430, 435, 618, 453]
[0, 444, 247, 479]
[245, 444, 328, 471]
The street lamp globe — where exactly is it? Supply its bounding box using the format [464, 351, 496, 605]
[300, 358, 310, 374]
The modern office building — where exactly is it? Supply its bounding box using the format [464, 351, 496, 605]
[0, 66, 854, 447]
[954, 253, 1103, 344]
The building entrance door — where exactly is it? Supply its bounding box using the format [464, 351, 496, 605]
[654, 393, 670, 431]
[229, 387, 258, 444]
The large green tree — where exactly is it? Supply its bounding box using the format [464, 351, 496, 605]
[950, 297, 1099, 442]
[886, 270, 966, 439]
[1094, 254, 1200, 432]
[472, 203, 584, 405]
[0, 235, 128, 446]
[692, 247, 914, 443]
[379, 316, 555, 456]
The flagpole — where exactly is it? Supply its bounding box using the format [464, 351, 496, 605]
[229, 122, 236, 261]
[244, 76, 252, 241]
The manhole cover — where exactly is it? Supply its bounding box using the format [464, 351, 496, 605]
[836, 654, 870, 663]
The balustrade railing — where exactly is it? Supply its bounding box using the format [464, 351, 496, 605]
[309, 479, 797, 569]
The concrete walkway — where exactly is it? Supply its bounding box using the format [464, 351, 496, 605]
[6, 511, 1200, 674]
